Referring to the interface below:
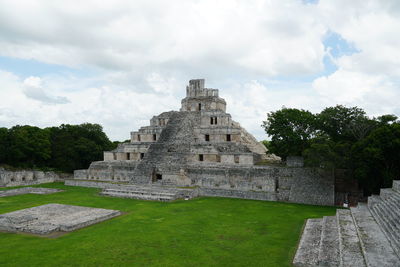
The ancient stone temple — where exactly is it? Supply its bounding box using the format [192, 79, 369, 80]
[72, 79, 334, 205]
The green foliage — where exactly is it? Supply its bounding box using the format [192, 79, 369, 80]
[303, 136, 336, 168]
[263, 105, 400, 195]
[4, 125, 51, 168]
[0, 183, 337, 266]
[317, 105, 372, 142]
[0, 123, 115, 173]
[376, 114, 398, 125]
[48, 123, 114, 172]
[0, 127, 9, 163]
[262, 108, 316, 158]
[352, 123, 400, 195]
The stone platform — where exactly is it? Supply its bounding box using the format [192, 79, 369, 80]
[0, 204, 121, 235]
[0, 187, 63, 197]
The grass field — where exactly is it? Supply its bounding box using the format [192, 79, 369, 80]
[0, 183, 337, 267]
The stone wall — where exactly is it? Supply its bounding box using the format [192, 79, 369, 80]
[73, 162, 334, 206]
[286, 156, 304, 167]
[67, 165, 334, 206]
[186, 166, 334, 206]
[74, 161, 139, 182]
[0, 168, 69, 187]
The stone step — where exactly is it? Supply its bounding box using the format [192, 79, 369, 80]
[102, 190, 176, 198]
[115, 185, 180, 192]
[380, 188, 400, 202]
[367, 195, 381, 210]
[351, 203, 400, 266]
[102, 186, 177, 192]
[373, 205, 400, 249]
[317, 216, 339, 266]
[369, 206, 400, 258]
[101, 191, 174, 201]
[102, 188, 177, 197]
[293, 218, 323, 267]
[336, 209, 367, 267]
[393, 180, 400, 193]
[388, 190, 400, 203]
[372, 204, 400, 237]
[376, 198, 400, 227]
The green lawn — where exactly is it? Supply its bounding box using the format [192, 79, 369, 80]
[0, 183, 337, 267]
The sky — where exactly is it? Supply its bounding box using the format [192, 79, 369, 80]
[0, 0, 399, 141]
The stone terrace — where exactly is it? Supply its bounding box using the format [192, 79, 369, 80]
[293, 180, 400, 266]
[0, 204, 121, 235]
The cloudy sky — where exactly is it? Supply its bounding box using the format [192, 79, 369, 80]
[0, 0, 399, 141]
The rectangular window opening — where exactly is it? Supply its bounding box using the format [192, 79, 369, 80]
[153, 134, 157, 141]
[127, 153, 130, 160]
[227, 134, 231, 142]
[137, 134, 141, 141]
[205, 134, 210, 141]
[140, 153, 145, 159]
[199, 154, 204, 161]
[198, 103, 202, 111]
[156, 174, 162, 180]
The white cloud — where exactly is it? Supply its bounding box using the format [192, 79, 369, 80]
[311, 0, 400, 118]
[312, 70, 399, 115]
[0, 0, 399, 141]
[319, 0, 400, 76]
[23, 76, 70, 104]
[0, 0, 327, 76]
[0, 70, 179, 140]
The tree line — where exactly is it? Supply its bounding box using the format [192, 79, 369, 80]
[262, 105, 400, 195]
[0, 123, 118, 173]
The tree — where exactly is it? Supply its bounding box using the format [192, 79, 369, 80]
[376, 114, 398, 125]
[0, 128, 9, 164]
[316, 105, 372, 142]
[262, 108, 316, 159]
[352, 123, 400, 195]
[48, 123, 114, 172]
[303, 136, 336, 168]
[6, 125, 51, 168]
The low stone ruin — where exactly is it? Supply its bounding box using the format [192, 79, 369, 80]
[0, 204, 121, 235]
[293, 180, 400, 266]
[0, 168, 69, 187]
[0, 187, 63, 197]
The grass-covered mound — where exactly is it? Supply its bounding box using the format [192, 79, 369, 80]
[0, 183, 337, 266]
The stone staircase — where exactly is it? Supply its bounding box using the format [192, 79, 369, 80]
[130, 112, 200, 183]
[100, 184, 195, 202]
[293, 180, 400, 266]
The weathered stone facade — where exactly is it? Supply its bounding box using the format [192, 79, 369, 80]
[73, 79, 334, 205]
[0, 168, 68, 187]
